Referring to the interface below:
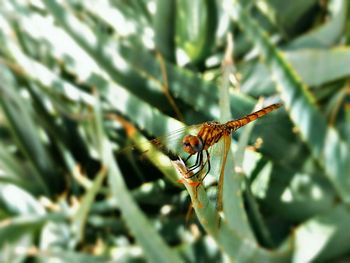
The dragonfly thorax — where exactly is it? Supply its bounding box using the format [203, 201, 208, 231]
[182, 135, 204, 154]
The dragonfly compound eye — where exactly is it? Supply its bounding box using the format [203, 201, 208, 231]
[182, 135, 203, 154]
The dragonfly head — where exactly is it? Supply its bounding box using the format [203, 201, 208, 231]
[182, 135, 204, 154]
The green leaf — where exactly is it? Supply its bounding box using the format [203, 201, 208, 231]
[0, 67, 56, 194]
[34, 250, 108, 263]
[72, 167, 107, 243]
[154, 0, 176, 62]
[263, 0, 318, 37]
[293, 205, 350, 262]
[176, 0, 218, 64]
[0, 144, 42, 194]
[218, 46, 256, 241]
[288, 0, 347, 49]
[285, 47, 350, 86]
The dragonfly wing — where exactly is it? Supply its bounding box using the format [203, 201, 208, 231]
[151, 124, 202, 158]
[216, 134, 231, 214]
[120, 123, 202, 160]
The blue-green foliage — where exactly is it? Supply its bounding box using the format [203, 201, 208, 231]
[0, 0, 349, 262]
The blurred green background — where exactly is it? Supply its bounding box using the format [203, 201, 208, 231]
[0, 0, 350, 262]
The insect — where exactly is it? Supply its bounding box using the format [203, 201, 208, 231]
[115, 103, 282, 186]
[180, 103, 282, 181]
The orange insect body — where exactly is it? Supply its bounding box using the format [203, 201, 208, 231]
[180, 103, 282, 183]
[182, 103, 282, 155]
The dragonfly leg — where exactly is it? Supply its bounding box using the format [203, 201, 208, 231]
[185, 152, 204, 179]
[200, 150, 211, 182]
[195, 150, 210, 192]
[184, 154, 193, 163]
[186, 167, 203, 179]
[186, 152, 201, 170]
[186, 150, 212, 180]
[187, 151, 203, 172]
[187, 137, 208, 171]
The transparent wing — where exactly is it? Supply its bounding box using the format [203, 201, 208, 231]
[217, 134, 231, 213]
[119, 122, 203, 160]
[150, 125, 202, 158]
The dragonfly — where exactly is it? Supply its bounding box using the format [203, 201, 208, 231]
[118, 103, 282, 182]
[179, 103, 282, 181]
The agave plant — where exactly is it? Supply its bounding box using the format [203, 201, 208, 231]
[0, 0, 350, 262]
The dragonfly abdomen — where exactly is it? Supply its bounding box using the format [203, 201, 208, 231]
[226, 103, 282, 131]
